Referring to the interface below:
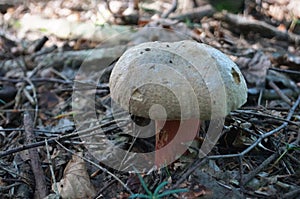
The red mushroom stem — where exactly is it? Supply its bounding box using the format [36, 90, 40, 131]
[155, 119, 201, 167]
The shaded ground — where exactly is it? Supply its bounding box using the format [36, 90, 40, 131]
[0, 0, 300, 198]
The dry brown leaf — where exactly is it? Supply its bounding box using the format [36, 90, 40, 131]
[53, 152, 96, 199]
[237, 51, 271, 87]
[38, 90, 59, 109]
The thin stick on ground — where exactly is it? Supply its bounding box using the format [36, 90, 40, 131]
[45, 139, 60, 198]
[161, 0, 178, 18]
[0, 120, 124, 157]
[208, 94, 300, 159]
[54, 140, 133, 195]
[171, 95, 300, 192]
[268, 81, 292, 105]
[241, 153, 278, 185]
[24, 111, 48, 198]
[171, 158, 208, 189]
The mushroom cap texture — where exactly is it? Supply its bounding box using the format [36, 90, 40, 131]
[109, 40, 247, 120]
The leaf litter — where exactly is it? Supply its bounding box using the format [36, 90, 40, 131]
[0, 0, 300, 198]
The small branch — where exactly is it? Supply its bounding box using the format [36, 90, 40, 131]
[161, 0, 178, 18]
[208, 95, 300, 159]
[268, 81, 292, 105]
[215, 12, 300, 44]
[54, 140, 133, 195]
[27, 36, 49, 53]
[233, 110, 300, 126]
[171, 158, 208, 189]
[0, 45, 127, 74]
[241, 153, 278, 185]
[170, 4, 215, 21]
[33, 36, 48, 52]
[30, 45, 57, 60]
[262, 88, 299, 101]
[0, 77, 73, 85]
[269, 67, 300, 76]
[0, 119, 126, 157]
[96, 179, 117, 196]
[24, 111, 48, 198]
[45, 139, 60, 198]
[283, 188, 300, 199]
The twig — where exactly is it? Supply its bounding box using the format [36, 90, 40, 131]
[24, 111, 48, 198]
[208, 95, 300, 159]
[215, 12, 300, 44]
[287, 153, 300, 165]
[33, 36, 48, 52]
[282, 188, 300, 199]
[0, 118, 125, 157]
[161, 0, 178, 18]
[262, 89, 299, 100]
[241, 153, 278, 185]
[170, 4, 215, 21]
[267, 70, 298, 92]
[30, 45, 57, 60]
[50, 68, 70, 82]
[258, 88, 263, 106]
[95, 179, 117, 197]
[0, 46, 126, 74]
[0, 183, 22, 191]
[24, 77, 39, 127]
[0, 77, 72, 84]
[45, 139, 60, 199]
[171, 158, 208, 189]
[0, 77, 110, 92]
[104, 0, 114, 16]
[268, 81, 292, 105]
[54, 140, 133, 195]
[13, 56, 27, 110]
[233, 110, 300, 126]
[23, 89, 35, 105]
[291, 128, 300, 146]
[0, 164, 31, 182]
[269, 67, 300, 76]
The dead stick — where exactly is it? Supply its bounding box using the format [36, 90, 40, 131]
[24, 111, 48, 198]
[0, 120, 123, 158]
[268, 81, 292, 105]
[241, 153, 278, 185]
[215, 12, 300, 44]
[171, 158, 208, 189]
[170, 4, 215, 21]
[208, 94, 300, 159]
[33, 36, 48, 52]
[161, 0, 178, 18]
[283, 188, 300, 199]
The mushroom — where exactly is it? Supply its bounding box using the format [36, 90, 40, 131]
[109, 40, 247, 167]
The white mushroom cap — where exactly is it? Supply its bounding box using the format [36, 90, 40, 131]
[109, 40, 247, 120]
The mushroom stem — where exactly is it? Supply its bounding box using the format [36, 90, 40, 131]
[155, 119, 200, 167]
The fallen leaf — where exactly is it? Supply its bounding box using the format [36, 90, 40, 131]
[53, 152, 96, 199]
[38, 90, 59, 109]
[237, 51, 271, 87]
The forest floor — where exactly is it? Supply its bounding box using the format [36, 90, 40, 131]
[0, 0, 300, 198]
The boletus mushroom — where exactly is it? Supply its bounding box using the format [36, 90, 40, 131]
[109, 40, 247, 167]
